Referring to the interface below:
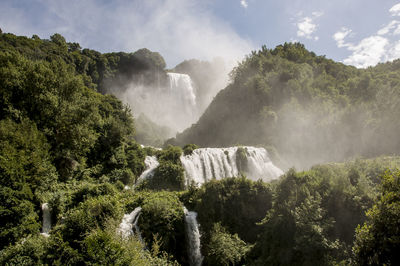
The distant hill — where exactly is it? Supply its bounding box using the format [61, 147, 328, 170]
[171, 43, 400, 169]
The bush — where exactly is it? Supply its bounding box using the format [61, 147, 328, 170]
[353, 170, 400, 265]
[0, 235, 48, 265]
[61, 195, 123, 247]
[0, 118, 57, 249]
[108, 168, 135, 185]
[147, 162, 185, 191]
[82, 228, 149, 265]
[205, 223, 252, 266]
[158, 145, 183, 164]
[194, 177, 273, 243]
[138, 192, 186, 262]
[183, 144, 199, 155]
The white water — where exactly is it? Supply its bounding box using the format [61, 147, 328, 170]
[184, 207, 203, 266]
[167, 73, 197, 116]
[136, 156, 159, 184]
[180, 147, 283, 186]
[41, 203, 51, 237]
[120, 72, 198, 132]
[118, 207, 143, 243]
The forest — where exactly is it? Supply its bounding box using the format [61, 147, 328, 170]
[172, 43, 400, 170]
[0, 31, 399, 265]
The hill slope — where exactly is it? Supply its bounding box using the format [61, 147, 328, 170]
[172, 43, 400, 168]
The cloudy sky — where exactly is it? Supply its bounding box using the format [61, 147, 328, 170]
[1, 0, 400, 68]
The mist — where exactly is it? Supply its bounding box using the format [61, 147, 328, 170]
[41, 0, 255, 137]
[170, 44, 400, 171]
[17, 0, 253, 68]
[112, 57, 233, 134]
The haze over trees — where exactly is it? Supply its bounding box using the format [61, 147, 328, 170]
[0, 32, 399, 265]
[172, 43, 400, 169]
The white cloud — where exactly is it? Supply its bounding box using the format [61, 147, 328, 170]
[296, 11, 323, 41]
[333, 27, 352, 47]
[240, 0, 248, 8]
[311, 11, 323, 18]
[377, 20, 400, 35]
[1, 0, 254, 67]
[389, 3, 400, 16]
[343, 36, 389, 68]
[386, 40, 400, 61]
[333, 25, 397, 68]
[394, 24, 400, 35]
[297, 17, 316, 38]
[334, 16, 400, 68]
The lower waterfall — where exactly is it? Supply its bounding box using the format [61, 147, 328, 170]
[118, 207, 143, 243]
[41, 203, 51, 237]
[180, 146, 283, 186]
[184, 207, 203, 266]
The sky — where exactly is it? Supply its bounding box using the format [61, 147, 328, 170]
[1, 0, 400, 68]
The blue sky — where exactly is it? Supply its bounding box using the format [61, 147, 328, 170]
[1, 0, 400, 68]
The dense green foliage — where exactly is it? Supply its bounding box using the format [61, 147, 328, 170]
[192, 177, 273, 244]
[140, 145, 186, 191]
[0, 32, 166, 93]
[206, 223, 253, 266]
[0, 119, 56, 249]
[250, 158, 399, 265]
[174, 43, 400, 169]
[0, 32, 176, 264]
[353, 170, 400, 265]
[1, 32, 399, 265]
[183, 143, 200, 155]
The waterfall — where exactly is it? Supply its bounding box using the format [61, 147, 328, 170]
[41, 203, 51, 237]
[180, 146, 283, 186]
[184, 207, 203, 266]
[167, 73, 197, 114]
[120, 72, 198, 132]
[118, 207, 143, 243]
[137, 156, 159, 184]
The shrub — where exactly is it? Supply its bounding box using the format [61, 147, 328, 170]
[183, 144, 199, 155]
[205, 223, 252, 266]
[139, 192, 186, 261]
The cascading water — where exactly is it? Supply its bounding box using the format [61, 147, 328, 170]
[180, 146, 283, 186]
[136, 156, 159, 184]
[120, 72, 198, 132]
[167, 73, 197, 115]
[183, 207, 203, 266]
[118, 207, 143, 243]
[41, 203, 51, 237]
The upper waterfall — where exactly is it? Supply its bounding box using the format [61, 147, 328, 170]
[167, 73, 197, 114]
[180, 146, 283, 186]
[119, 72, 199, 132]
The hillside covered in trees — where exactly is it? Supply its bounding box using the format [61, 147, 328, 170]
[0, 32, 399, 265]
[172, 43, 400, 169]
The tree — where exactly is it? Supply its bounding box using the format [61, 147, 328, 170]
[206, 223, 252, 266]
[353, 170, 400, 265]
[0, 119, 57, 249]
[254, 170, 339, 265]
